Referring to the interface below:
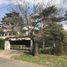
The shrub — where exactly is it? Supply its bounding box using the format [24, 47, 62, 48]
[40, 47, 52, 54]
[0, 39, 5, 49]
[51, 44, 64, 55]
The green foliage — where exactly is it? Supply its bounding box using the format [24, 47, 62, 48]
[0, 28, 3, 35]
[39, 5, 63, 23]
[0, 28, 3, 32]
[31, 5, 64, 56]
[42, 6, 57, 17]
[40, 48, 52, 54]
[62, 31, 67, 55]
[0, 39, 5, 49]
[52, 44, 64, 55]
[43, 23, 64, 44]
[42, 22, 64, 55]
[2, 12, 24, 35]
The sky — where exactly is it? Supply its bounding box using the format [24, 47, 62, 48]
[0, 0, 67, 18]
[0, 0, 67, 30]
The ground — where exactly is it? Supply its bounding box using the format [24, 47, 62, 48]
[0, 50, 44, 67]
[0, 50, 67, 67]
[0, 57, 43, 67]
[14, 54, 67, 67]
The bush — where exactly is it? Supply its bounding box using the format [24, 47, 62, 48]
[40, 47, 53, 54]
[40, 45, 65, 55]
[0, 39, 5, 49]
[51, 44, 65, 55]
[63, 45, 67, 55]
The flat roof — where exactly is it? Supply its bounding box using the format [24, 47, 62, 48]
[5, 36, 31, 40]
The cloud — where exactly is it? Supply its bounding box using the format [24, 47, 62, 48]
[0, 0, 66, 8]
[0, 0, 9, 5]
[63, 24, 67, 31]
[63, 0, 67, 7]
[17, 0, 67, 8]
[0, 0, 17, 5]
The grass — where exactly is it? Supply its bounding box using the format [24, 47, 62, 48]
[13, 54, 67, 67]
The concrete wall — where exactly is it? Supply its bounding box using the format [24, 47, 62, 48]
[4, 40, 10, 50]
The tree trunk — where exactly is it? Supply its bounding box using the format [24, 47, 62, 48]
[53, 42, 56, 55]
[43, 39, 45, 49]
[32, 41, 39, 56]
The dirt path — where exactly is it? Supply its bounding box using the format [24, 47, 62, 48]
[0, 50, 44, 67]
[0, 57, 44, 67]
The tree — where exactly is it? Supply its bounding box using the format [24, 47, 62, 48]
[15, 0, 45, 56]
[2, 12, 24, 35]
[10, 0, 64, 56]
[0, 27, 3, 36]
[33, 5, 64, 55]
[31, 4, 65, 55]
[43, 22, 64, 50]
[30, 5, 57, 55]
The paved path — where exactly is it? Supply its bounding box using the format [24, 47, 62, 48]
[0, 57, 44, 67]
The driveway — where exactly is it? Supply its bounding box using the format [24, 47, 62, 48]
[0, 57, 43, 67]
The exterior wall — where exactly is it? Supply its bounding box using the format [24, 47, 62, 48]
[4, 40, 10, 50]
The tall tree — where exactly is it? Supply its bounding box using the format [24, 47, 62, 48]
[32, 5, 64, 55]
[2, 12, 24, 35]
[14, 0, 64, 56]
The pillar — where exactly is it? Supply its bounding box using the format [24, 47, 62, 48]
[4, 40, 10, 50]
[30, 40, 33, 52]
[4, 33, 6, 36]
[7, 32, 9, 36]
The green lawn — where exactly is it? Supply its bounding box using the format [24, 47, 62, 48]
[13, 54, 67, 67]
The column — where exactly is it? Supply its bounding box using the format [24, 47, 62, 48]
[4, 40, 10, 50]
[30, 40, 33, 52]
